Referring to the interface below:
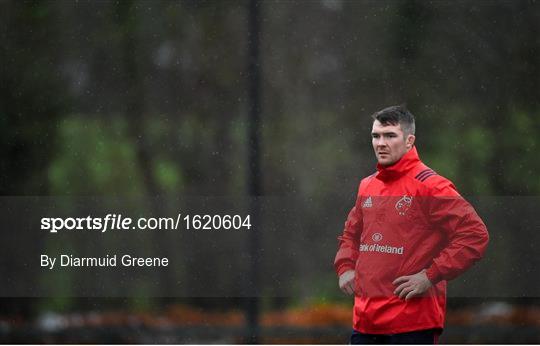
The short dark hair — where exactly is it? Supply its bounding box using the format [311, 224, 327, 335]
[371, 105, 415, 135]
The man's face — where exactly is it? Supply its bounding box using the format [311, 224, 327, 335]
[371, 120, 415, 166]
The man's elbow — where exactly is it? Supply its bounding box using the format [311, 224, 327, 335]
[474, 223, 490, 259]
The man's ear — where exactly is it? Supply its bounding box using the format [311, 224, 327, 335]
[406, 134, 416, 149]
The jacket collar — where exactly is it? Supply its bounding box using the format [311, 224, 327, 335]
[376, 146, 420, 180]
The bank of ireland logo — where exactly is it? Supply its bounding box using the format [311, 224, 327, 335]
[362, 196, 372, 208]
[359, 231, 404, 255]
[395, 195, 413, 216]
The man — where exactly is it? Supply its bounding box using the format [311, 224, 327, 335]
[334, 105, 489, 344]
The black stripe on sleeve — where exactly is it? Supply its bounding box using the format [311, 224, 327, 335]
[415, 169, 434, 180]
[419, 172, 437, 182]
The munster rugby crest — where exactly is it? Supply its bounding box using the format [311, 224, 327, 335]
[395, 195, 413, 216]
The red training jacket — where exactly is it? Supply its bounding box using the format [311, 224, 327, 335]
[334, 146, 489, 334]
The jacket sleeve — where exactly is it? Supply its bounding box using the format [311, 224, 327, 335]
[424, 177, 489, 284]
[334, 184, 364, 277]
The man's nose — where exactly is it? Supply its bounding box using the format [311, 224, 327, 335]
[376, 137, 387, 146]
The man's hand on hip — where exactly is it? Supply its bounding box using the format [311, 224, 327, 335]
[339, 270, 356, 295]
[393, 269, 432, 300]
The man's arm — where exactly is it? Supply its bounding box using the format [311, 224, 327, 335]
[393, 176, 489, 299]
[423, 177, 489, 284]
[334, 204, 363, 275]
[334, 188, 364, 295]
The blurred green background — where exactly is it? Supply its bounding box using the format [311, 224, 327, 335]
[1, 0, 539, 343]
